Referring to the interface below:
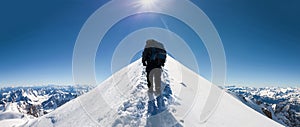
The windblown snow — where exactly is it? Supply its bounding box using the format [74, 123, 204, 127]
[23, 56, 283, 127]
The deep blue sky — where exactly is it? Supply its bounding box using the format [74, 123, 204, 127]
[0, 0, 299, 87]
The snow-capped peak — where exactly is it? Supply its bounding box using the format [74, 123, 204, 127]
[25, 57, 283, 127]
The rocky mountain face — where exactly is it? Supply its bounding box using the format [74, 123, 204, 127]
[0, 85, 93, 118]
[225, 86, 300, 127]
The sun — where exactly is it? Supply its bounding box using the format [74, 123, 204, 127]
[141, 0, 154, 5]
[139, 0, 157, 9]
[132, 0, 162, 11]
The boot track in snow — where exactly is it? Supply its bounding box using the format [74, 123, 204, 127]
[113, 68, 182, 127]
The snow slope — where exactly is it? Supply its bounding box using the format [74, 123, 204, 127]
[27, 56, 283, 127]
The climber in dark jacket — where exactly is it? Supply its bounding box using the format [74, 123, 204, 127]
[142, 39, 166, 94]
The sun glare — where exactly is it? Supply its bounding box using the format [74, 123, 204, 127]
[139, 0, 157, 9]
[141, 0, 154, 5]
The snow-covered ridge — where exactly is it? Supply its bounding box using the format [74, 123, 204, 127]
[0, 57, 285, 127]
[26, 57, 283, 127]
[225, 86, 300, 127]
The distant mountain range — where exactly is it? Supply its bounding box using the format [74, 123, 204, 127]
[0, 85, 92, 119]
[225, 86, 300, 127]
[0, 85, 298, 126]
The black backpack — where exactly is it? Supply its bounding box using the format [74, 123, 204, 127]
[149, 47, 166, 66]
[143, 39, 167, 67]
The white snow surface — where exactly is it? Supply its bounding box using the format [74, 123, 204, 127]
[23, 56, 283, 127]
